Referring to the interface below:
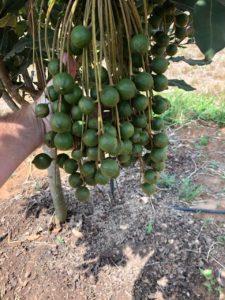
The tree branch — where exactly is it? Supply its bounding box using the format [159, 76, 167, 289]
[22, 69, 37, 99]
[0, 58, 28, 106]
[1, 91, 19, 112]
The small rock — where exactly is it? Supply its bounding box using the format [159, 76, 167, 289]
[72, 228, 83, 238]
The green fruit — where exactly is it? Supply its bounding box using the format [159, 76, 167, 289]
[140, 131, 149, 145]
[118, 102, 132, 118]
[176, 13, 189, 27]
[134, 72, 154, 91]
[151, 44, 165, 57]
[47, 86, 58, 102]
[151, 57, 168, 74]
[122, 139, 133, 154]
[100, 158, 119, 179]
[68, 173, 83, 188]
[151, 117, 164, 131]
[153, 74, 168, 91]
[81, 161, 96, 177]
[101, 86, 120, 107]
[141, 183, 156, 195]
[138, 2, 153, 15]
[64, 84, 82, 105]
[116, 78, 136, 100]
[151, 161, 166, 171]
[153, 3, 166, 15]
[84, 176, 96, 186]
[131, 132, 141, 144]
[131, 34, 149, 55]
[54, 132, 74, 150]
[104, 123, 117, 137]
[70, 44, 83, 56]
[72, 120, 85, 137]
[44, 131, 56, 148]
[163, 2, 176, 15]
[78, 96, 95, 115]
[153, 132, 169, 148]
[144, 169, 160, 184]
[120, 122, 134, 139]
[133, 114, 147, 128]
[71, 106, 82, 120]
[70, 25, 91, 49]
[133, 94, 148, 111]
[152, 96, 170, 114]
[75, 186, 90, 202]
[35, 103, 49, 118]
[120, 157, 133, 168]
[82, 129, 98, 147]
[154, 31, 170, 47]
[175, 27, 187, 40]
[63, 159, 78, 174]
[56, 153, 69, 168]
[149, 15, 162, 29]
[86, 147, 99, 161]
[88, 117, 98, 129]
[118, 154, 131, 164]
[99, 133, 118, 155]
[53, 72, 74, 94]
[50, 112, 72, 133]
[52, 100, 71, 114]
[48, 59, 60, 76]
[150, 147, 167, 163]
[132, 144, 143, 157]
[71, 149, 82, 161]
[90, 86, 97, 99]
[132, 53, 143, 68]
[166, 44, 178, 56]
[95, 170, 109, 185]
[90, 67, 109, 84]
[32, 153, 52, 169]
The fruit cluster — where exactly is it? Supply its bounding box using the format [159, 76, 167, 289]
[33, 0, 189, 202]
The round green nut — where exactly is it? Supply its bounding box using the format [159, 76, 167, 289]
[32, 153, 52, 169]
[75, 186, 90, 202]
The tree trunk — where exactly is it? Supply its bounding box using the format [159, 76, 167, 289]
[44, 146, 67, 223]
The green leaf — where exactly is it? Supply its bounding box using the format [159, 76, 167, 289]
[3, 36, 32, 60]
[0, 13, 17, 28]
[193, 0, 225, 60]
[3, 29, 54, 61]
[146, 223, 154, 235]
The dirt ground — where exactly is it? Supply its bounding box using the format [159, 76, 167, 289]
[0, 44, 225, 300]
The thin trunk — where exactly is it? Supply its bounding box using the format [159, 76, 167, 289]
[44, 146, 67, 223]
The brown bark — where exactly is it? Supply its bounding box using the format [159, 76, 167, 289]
[1, 91, 19, 112]
[0, 59, 28, 106]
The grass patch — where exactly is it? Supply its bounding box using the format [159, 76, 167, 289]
[158, 172, 176, 188]
[178, 178, 202, 202]
[161, 90, 225, 126]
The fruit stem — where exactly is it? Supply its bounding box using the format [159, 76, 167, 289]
[115, 105, 121, 141]
[45, 0, 57, 61]
[118, 0, 133, 77]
